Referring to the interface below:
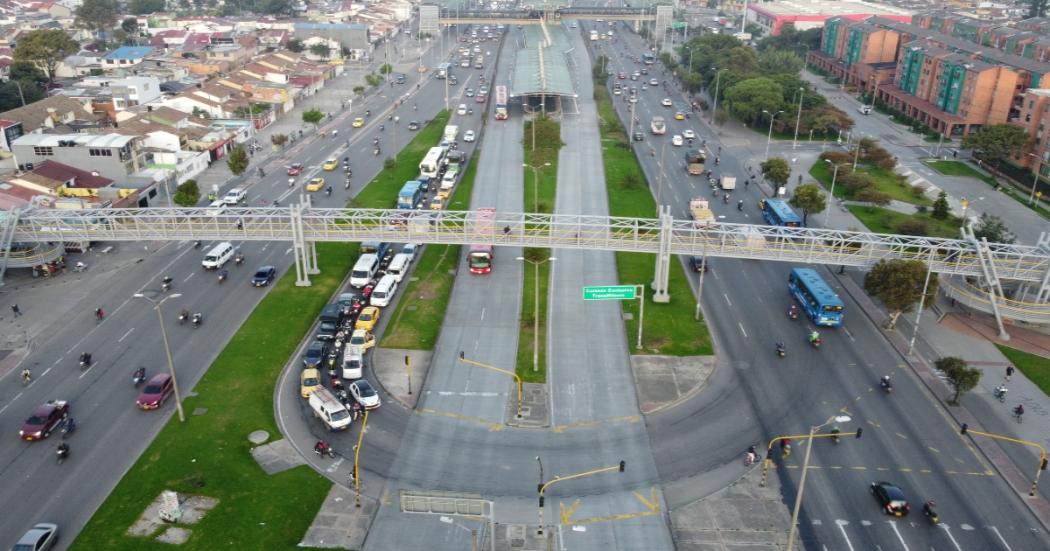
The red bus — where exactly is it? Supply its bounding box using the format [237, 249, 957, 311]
[494, 85, 508, 120]
[468, 208, 496, 274]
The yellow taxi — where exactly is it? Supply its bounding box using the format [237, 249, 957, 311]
[300, 368, 321, 398]
[429, 197, 444, 210]
[437, 188, 451, 201]
[674, 111, 686, 121]
[355, 306, 380, 332]
[352, 117, 365, 128]
[306, 177, 325, 192]
[322, 159, 338, 171]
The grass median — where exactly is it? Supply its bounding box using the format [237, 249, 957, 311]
[847, 205, 961, 238]
[73, 114, 453, 550]
[594, 82, 713, 355]
[996, 344, 1050, 397]
[350, 111, 450, 209]
[382, 149, 479, 349]
[809, 159, 930, 206]
[517, 116, 562, 383]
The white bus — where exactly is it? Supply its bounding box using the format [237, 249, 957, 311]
[419, 147, 446, 179]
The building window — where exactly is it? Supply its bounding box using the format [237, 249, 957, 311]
[33, 146, 53, 156]
[89, 148, 113, 157]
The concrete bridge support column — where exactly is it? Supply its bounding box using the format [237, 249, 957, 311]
[651, 205, 672, 303]
[291, 204, 312, 287]
[965, 225, 1008, 340]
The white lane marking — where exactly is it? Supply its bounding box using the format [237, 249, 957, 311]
[480, 307, 486, 321]
[834, 520, 856, 551]
[989, 526, 1012, 551]
[842, 326, 856, 342]
[285, 247, 294, 255]
[722, 293, 732, 306]
[117, 327, 135, 343]
[887, 520, 910, 551]
[53, 358, 62, 366]
[432, 391, 502, 397]
[940, 524, 963, 550]
[42, 367, 52, 377]
[184, 271, 195, 282]
[738, 322, 748, 338]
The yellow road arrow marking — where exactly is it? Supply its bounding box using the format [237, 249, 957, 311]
[560, 499, 581, 525]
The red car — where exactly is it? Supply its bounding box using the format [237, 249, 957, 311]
[137, 373, 174, 410]
[20, 400, 69, 441]
[618, 72, 626, 79]
[286, 163, 304, 176]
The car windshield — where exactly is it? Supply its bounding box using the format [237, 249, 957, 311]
[357, 382, 376, 396]
[350, 336, 364, 345]
[303, 376, 319, 386]
[359, 313, 373, 321]
[331, 409, 351, 421]
[254, 270, 269, 278]
[25, 414, 47, 425]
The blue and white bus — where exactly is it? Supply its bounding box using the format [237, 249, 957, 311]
[761, 199, 802, 227]
[788, 268, 845, 326]
[397, 180, 424, 210]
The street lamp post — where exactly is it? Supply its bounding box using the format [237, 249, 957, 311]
[785, 413, 853, 551]
[657, 141, 668, 210]
[523, 162, 551, 212]
[133, 293, 186, 422]
[1028, 153, 1043, 205]
[823, 160, 841, 227]
[792, 87, 803, 150]
[535, 456, 544, 493]
[763, 109, 785, 161]
[516, 256, 556, 373]
[710, 68, 727, 124]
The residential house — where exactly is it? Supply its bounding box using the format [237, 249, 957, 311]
[0, 95, 95, 136]
[101, 46, 154, 68]
[11, 133, 147, 184]
[7, 159, 115, 204]
[1016, 89, 1050, 179]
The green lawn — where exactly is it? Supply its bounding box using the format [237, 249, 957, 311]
[847, 205, 962, 238]
[595, 84, 713, 355]
[996, 345, 1050, 397]
[810, 160, 930, 206]
[73, 115, 455, 550]
[517, 117, 562, 382]
[926, 160, 997, 186]
[73, 243, 352, 551]
[382, 149, 478, 349]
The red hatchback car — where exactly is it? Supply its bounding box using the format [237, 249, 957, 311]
[20, 400, 69, 441]
[137, 373, 174, 410]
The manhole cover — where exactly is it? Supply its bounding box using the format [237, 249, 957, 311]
[248, 430, 270, 445]
[192, 408, 208, 416]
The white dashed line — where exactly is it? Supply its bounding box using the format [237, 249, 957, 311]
[117, 327, 135, 343]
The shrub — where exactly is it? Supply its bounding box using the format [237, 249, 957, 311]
[856, 189, 892, 206]
[915, 205, 928, 214]
[911, 184, 928, 198]
[820, 151, 852, 165]
[840, 172, 875, 193]
[897, 218, 929, 236]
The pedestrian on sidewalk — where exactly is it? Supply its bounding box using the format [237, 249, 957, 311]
[1006, 365, 1014, 381]
[11, 304, 21, 317]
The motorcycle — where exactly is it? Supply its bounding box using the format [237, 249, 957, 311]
[178, 310, 189, 325]
[218, 270, 228, 283]
[993, 387, 1008, 402]
[345, 179, 351, 190]
[56, 444, 69, 464]
[325, 187, 332, 197]
[809, 334, 822, 348]
[788, 306, 799, 321]
[61, 417, 76, 439]
[923, 502, 939, 525]
[234, 253, 245, 266]
[373, 147, 380, 156]
[314, 443, 336, 459]
[79, 353, 92, 370]
[72, 262, 87, 273]
[737, 200, 743, 211]
[133, 367, 147, 386]
[880, 379, 893, 393]
[192, 313, 203, 328]
[161, 276, 173, 292]
[776, 344, 786, 358]
[288, 178, 295, 187]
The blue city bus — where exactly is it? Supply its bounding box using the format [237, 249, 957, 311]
[761, 199, 803, 227]
[397, 180, 423, 210]
[642, 53, 656, 65]
[788, 268, 845, 326]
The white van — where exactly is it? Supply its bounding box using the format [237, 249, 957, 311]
[202, 241, 235, 269]
[205, 200, 226, 216]
[342, 349, 365, 380]
[350, 254, 380, 288]
[370, 273, 400, 307]
[386, 253, 411, 283]
[308, 387, 353, 431]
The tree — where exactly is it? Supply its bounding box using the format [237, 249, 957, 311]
[75, 0, 118, 43]
[287, 38, 305, 53]
[936, 357, 981, 406]
[961, 124, 1028, 168]
[378, 63, 393, 75]
[352, 86, 365, 96]
[258, 0, 293, 15]
[308, 43, 331, 60]
[226, 146, 249, 175]
[302, 108, 324, 129]
[723, 78, 783, 125]
[270, 133, 288, 148]
[172, 179, 200, 206]
[1030, 0, 1048, 17]
[789, 183, 826, 226]
[761, 157, 791, 187]
[758, 49, 803, 76]
[0, 80, 44, 111]
[13, 30, 79, 84]
[931, 191, 950, 219]
[9, 60, 46, 84]
[972, 213, 1016, 244]
[365, 74, 382, 87]
[128, 0, 165, 13]
[864, 259, 938, 329]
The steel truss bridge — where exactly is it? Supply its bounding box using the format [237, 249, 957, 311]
[6, 206, 1050, 334]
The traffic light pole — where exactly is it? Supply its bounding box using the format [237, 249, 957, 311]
[537, 461, 625, 535]
[960, 423, 1048, 496]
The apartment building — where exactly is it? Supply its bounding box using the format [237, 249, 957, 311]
[1017, 89, 1050, 178]
[809, 16, 1050, 138]
[11, 133, 147, 184]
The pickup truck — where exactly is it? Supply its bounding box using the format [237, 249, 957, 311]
[689, 197, 716, 228]
[685, 150, 706, 175]
[650, 116, 666, 135]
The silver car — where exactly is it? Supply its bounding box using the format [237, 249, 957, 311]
[13, 523, 58, 551]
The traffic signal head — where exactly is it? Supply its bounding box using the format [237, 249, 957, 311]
[856, 427, 863, 439]
[619, 460, 626, 472]
[1041, 458, 1048, 471]
[960, 423, 969, 435]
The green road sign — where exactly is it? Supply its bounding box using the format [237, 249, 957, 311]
[583, 285, 637, 300]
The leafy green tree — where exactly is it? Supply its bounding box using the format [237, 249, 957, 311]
[365, 73, 382, 87]
[863, 259, 938, 329]
[961, 124, 1029, 168]
[287, 38, 305, 53]
[936, 357, 981, 406]
[13, 29, 79, 84]
[172, 179, 200, 206]
[352, 86, 365, 96]
[121, 17, 138, 36]
[128, 0, 165, 13]
[302, 108, 324, 129]
[309, 43, 331, 60]
[593, 55, 609, 80]
[972, 213, 1016, 244]
[9, 60, 46, 84]
[758, 49, 803, 76]
[0, 80, 43, 110]
[75, 0, 118, 42]
[379, 63, 393, 75]
[760, 157, 791, 187]
[226, 146, 249, 175]
[931, 191, 950, 220]
[258, 0, 293, 15]
[723, 77, 783, 125]
[788, 183, 826, 226]
[856, 189, 892, 206]
[758, 24, 823, 56]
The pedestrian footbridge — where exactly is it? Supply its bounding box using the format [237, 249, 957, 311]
[7, 206, 1050, 333]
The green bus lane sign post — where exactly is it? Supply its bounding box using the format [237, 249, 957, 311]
[583, 285, 645, 349]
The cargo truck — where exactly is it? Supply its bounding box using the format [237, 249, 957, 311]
[720, 175, 737, 190]
[689, 197, 716, 228]
[685, 150, 707, 175]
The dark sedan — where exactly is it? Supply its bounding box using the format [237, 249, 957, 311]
[871, 481, 910, 516]
[252, 266, 276, 287]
